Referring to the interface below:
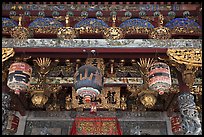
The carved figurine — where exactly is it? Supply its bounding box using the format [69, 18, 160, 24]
[65, 95, 72, 110]
[120, 95, 127, 110]
[106, 91, 115, 104]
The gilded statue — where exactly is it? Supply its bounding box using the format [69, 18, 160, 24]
[120, 95, 127, 110]
[65, 95, 72, 110]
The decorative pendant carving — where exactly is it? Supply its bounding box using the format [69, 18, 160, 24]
[178, 93, 202, 135]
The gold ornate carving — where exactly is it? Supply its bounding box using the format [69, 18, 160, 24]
[181, 65, 198, 89]
[57, 15, 78, 39]
[191, 85, 202, 95]
[103, 27, 124, 40]
[10, 15, 31, 40]
[167, 48, 201, 89]
[127, 58, 157, 108]
[85, 58, 105, 75]
[167, 48, 202, 67]
[65, 95, 72, 110]
[30, 27, 58, 34]
[171, 27, 202, 34]
[31, 90, 49, 108]
[34, 58, 52, 77]
[137, 58, 155, 76]
[124, 27, 150, 35]
[103, 15, 124, 40]
[149, 14, 171, 39]
[2, 48, 15, 63]
[139, 93, 157, 108]
[120, 95, 127, 110]
[149, 27, 171, 39]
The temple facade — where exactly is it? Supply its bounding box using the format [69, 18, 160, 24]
[2, 2, 202, 135]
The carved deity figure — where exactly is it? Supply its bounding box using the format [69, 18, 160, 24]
[120, 95, 127, 110]
[65, 95, 72, 110]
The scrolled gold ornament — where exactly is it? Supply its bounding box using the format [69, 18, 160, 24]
[149, 14, 171, 39]
[57, 15, 77, 39]
[103, 27, 124, 40]
[31, 92, 48, 107]
[167, 48, 202, 67]
[103, 15, 124, 40]
[140, 93, 157, 108]
[149, 27, 171, 39]
[2, 48, 15, 63]
[57, 27, 77, 39]
[10, 15, 31, 40]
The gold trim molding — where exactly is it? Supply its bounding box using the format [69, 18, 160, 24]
[167, 48, 202, 67]
[2, 48, 15, 63]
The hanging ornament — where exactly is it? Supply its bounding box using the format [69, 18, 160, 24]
[73, 65, 103, 103]
[148, 62, 172, 95]
[7, 62, 32, 95]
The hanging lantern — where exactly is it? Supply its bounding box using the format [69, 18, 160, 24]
[148, 62, 171, 95]
[74, 65, 103, 103]
[7, 62, 32, 95]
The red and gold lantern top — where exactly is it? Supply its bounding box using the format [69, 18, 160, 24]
[7, 62, 32, 95]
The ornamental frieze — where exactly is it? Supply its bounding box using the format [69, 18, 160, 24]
[2, 38, 202, 48]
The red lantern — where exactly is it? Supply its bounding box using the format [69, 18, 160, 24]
[7, 62, 32, 95]
[148, 62, 171, 95]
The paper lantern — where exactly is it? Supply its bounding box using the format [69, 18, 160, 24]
[7, 62, 32, 95]
[74, 65, 103, 103]
[148, 62, 171, 95]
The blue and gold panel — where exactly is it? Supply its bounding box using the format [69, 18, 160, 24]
[28, 17, 63, 28]
[119, 18, 154, 28]
[165, 18, 201, 30]
[2, 17, 17, 27]
[74, 18, 109, 28]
